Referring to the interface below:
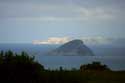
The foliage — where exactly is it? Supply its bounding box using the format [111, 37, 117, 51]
[80, 61, 110, 71]
[0, 50, 44, 83]
[0, 50, 125, 83]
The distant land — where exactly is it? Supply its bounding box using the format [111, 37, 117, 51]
[47, 39, 94, 56]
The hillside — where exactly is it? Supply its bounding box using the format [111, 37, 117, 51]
[48, 39, 94, 56]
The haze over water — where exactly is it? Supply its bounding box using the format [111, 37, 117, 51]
[0, 43, 125, 71]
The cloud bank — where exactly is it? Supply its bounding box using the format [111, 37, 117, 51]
[33, 37, 70, 44]
[32, 36, 116, 45]
[0, 2, 122, 22]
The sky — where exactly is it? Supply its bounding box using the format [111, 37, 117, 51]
[0, 0, 125, 43]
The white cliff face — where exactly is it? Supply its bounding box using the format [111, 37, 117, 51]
[48, 40, 94, 56]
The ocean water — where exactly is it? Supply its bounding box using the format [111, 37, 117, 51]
[0, 43, 125, 71]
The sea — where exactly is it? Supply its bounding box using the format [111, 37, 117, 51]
[0, 43, 125, 71]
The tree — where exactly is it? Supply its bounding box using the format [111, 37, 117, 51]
[0, 50, 44, 83]
[80, 61, 110, 71]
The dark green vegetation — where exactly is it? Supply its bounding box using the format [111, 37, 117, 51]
[0, 51, 125, 83]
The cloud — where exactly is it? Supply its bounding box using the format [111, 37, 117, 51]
[10, 17, 84, 22]
[77, 7, 114, 20]
[32, 36, 113, 45]
[0, 2, 119, 22]
[32, 36, 125, 45]
[33, 37, 70, 44]
[81, 36, 113, 45]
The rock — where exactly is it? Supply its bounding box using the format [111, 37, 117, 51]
[48, 39, 94, 56]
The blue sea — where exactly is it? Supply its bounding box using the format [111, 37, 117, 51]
[0, 43, 125, 71]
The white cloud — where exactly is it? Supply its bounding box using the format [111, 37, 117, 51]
[32, 36, 114, 45]
[81, 36, 113, 45]
[32, 36, 125, 45]
[32, 37, 70, 44]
